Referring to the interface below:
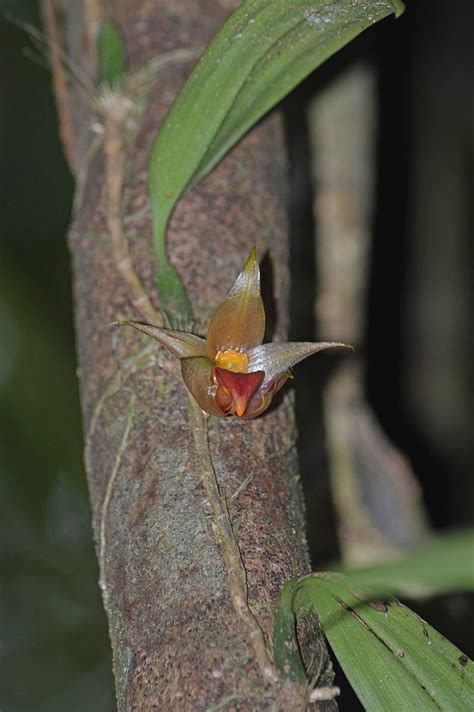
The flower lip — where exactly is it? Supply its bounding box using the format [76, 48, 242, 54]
[214, 367, 264, 417]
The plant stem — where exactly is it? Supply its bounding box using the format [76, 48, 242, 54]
[189, 397, 279, 684]
[102, 94, 162, 326]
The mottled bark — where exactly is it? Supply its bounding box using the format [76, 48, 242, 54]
[43, 0, 336, 710]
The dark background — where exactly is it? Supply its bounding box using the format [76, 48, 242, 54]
[0, 0, 472, 709]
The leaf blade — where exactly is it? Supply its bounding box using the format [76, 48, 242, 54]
[344, 529, 474, 598]
[299, 575, 474, 711]
[274, 572, 474, 711]
[272, 579, 307, 684]
[149, 0, 404, 269]
[302, 585, 440, 711]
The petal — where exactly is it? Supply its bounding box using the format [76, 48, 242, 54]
[215, 385, 233, 414]
[247, 341, 351, 385]
[243, 372, 290, 419]
[214, 367, 264, 417]
[206, 247, 265, 358]
[111, 320, 207, 359]
[241, 390, 272, 420]
[181, 357, 226, 417]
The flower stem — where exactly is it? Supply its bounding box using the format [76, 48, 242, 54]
[189, 398, 278, 684]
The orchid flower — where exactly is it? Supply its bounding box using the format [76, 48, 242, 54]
[114, 248, 349, 418]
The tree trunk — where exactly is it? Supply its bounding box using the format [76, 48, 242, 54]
[43, 1, 336, 709]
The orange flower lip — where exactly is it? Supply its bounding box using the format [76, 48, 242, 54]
[214, 368, 264, 417]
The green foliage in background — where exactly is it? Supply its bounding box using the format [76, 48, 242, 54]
[343, 529, 474, 598]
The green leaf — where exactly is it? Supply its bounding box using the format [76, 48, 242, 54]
[155, 263, 192, 326]
[274, 573, 474, 711]
[149, 0, 404, 269]
[345, 529, 474, 598]
[273, 580, 307, 684]
[97, 22, 126, 88]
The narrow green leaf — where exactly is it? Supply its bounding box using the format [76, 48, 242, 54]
[289, 574, 474, 711]
[345, 529, 474, 598]
[155, 263, 192, 326]
[273, 580, 307, 684]
[149, 0, 404, 266]
[97, 21, 126, 88]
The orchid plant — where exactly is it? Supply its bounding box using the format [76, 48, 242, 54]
[114, 248, 348, 418]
